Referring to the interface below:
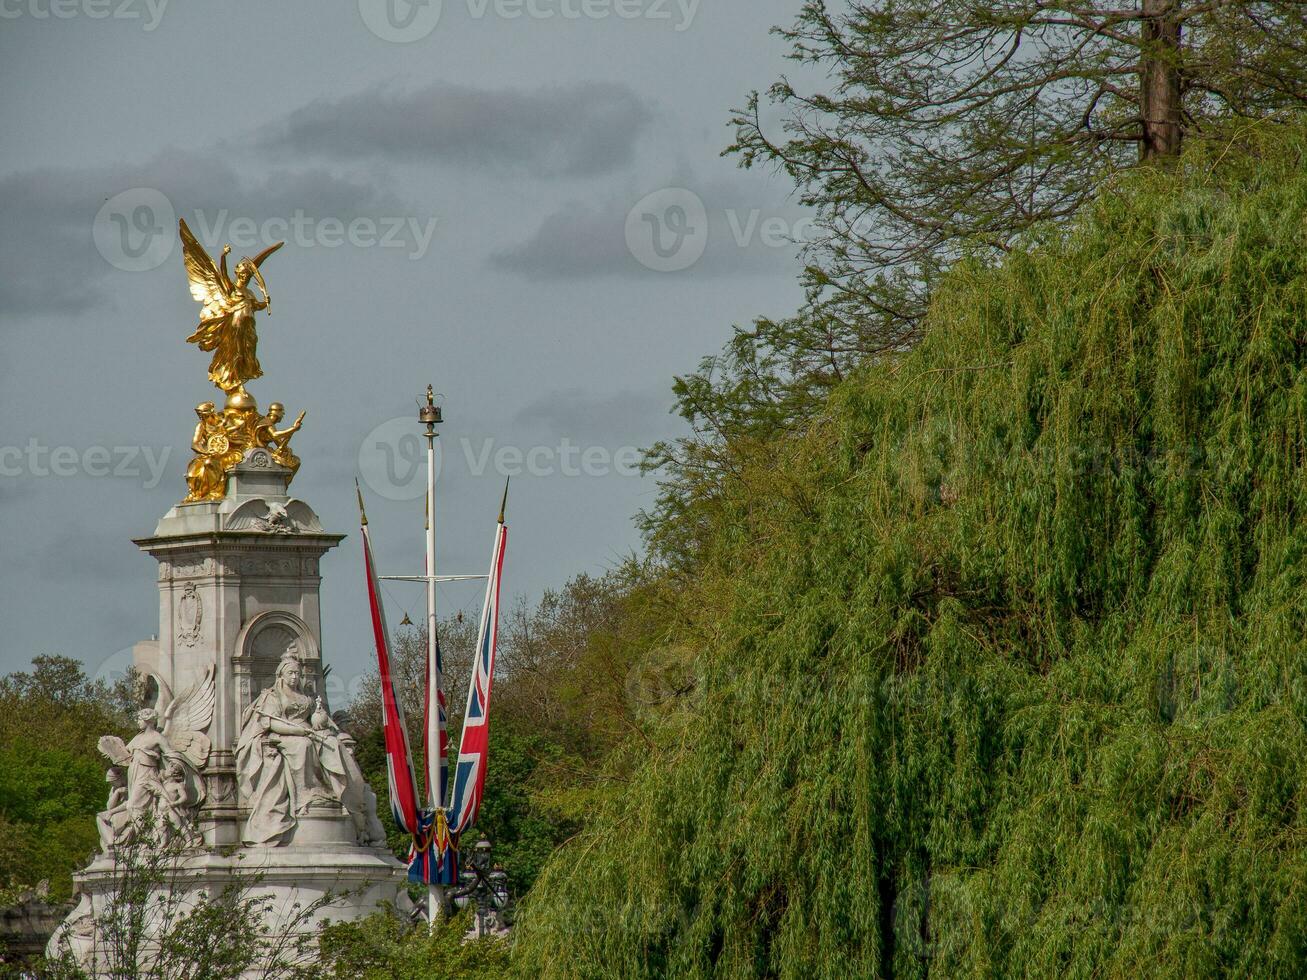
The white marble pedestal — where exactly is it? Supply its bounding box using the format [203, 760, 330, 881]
[48, 453, 409, 975]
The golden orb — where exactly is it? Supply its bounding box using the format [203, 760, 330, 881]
[225, 388, 258, 413]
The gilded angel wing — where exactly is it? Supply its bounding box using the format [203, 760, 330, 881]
[179, 219, 232, 333]
[161, 664, 216, 769]
[97, 735, 130, 768]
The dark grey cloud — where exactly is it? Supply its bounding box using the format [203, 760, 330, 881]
[0, 0, 812, 676]
[254, 81, 652, 178]
[0, 149, 402, 316]
[490, 201, 625, 278]
[489, 174, 814, 280]
[512, 387, 676, 448]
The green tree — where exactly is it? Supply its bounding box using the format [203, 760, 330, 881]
[345, 571, 666, 893]
[515, 124, 1307, 978]
[648, 2, 1307, 555]
[314, 910, 509, 980]
[0, 656, 133, 903]
[733, 0, 1307, 357]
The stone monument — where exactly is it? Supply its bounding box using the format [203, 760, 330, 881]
[48, 220, 408, 974]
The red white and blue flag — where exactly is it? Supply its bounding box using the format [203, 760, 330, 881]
[415, 553, 457, 885]
[448, 506, 508, 834]
[358, 490, 421, 837]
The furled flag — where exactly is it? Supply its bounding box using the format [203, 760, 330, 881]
[448, 486, 508, 834]
[357, 483, 421, 836]
[414, 623, 457, 885]
[408, 806, 456, 885]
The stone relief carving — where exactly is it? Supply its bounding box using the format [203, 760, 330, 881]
[251, 624, 297, 660]
[252, 501, 297, 533]
[236, 647, 385, 847]
[237, 556, 298, 577]
[206, 772, 237, 805]
[226, 498, 324, 536]
[171, 557, 213, 578]
[177, 583, 203, 647]
[95, 666, 215, 851]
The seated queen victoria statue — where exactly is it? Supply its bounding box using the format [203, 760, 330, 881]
[237, 648, 386, 847]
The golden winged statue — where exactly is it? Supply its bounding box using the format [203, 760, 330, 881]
[180, 219, 284, 396]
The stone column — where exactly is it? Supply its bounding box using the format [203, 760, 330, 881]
[133, 451, 343, 847]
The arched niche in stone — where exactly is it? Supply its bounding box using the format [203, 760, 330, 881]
[232, 611, 322, 720]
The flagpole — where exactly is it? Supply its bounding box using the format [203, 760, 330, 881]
[420, 384, 443, 931]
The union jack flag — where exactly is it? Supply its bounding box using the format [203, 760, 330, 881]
[448, 509, 508, 834]
[407, 806, 457, 885]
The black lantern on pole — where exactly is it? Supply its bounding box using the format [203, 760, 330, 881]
[451, 836, 511, 938]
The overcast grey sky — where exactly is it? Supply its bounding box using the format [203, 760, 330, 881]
[0, 0, 814, 688]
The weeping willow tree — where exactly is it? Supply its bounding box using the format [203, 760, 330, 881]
[514, 124, 1307, 977]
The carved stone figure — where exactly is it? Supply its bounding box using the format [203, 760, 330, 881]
[252, 501, 297, 533]
[96, 666, 215, 850]
[95, 767, 131, 851]
[160, 759, 204, 849]
[236, 648, 385, 847]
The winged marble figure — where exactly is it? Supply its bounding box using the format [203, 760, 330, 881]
[179, 218, 284, 396]
[96, 665, 216, 849]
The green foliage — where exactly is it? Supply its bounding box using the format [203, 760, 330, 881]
[314, 910, 510, 980]
[512, 125, 1307, 977]
[0, 656, 131, 903]
[659, 3, 1307, 521]
[473, 726, 578, 894]
[40, 831, 333, 979]
[347, 571, 663, 895]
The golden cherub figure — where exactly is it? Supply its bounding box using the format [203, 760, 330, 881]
[184, 401, 248, 502]
[253, 402, 306, 478]
[179, 218, 284, 396]
[182, 399, 308, 502]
